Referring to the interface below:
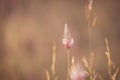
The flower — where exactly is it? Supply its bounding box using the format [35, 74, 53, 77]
[70, 63, 88, 80]
[62, 23, 74, 49]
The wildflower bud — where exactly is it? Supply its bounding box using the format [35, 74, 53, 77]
[62, 23, 74, 49]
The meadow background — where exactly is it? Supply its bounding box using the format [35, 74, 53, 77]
[0, 0, 120, 80]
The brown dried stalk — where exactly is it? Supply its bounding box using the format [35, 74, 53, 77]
[45, 41, 57, 80]
[51, 41, 56, 78]
[82, 52, 97, 80]
[45, 70, 50, 80]
[85, 0, 97, 54]
[51, 41, 58, 80]
[84, 0, 98, 79]
[105, 38, 119, 80]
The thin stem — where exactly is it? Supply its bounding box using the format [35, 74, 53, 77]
[88, 12, 93, 80]
[51, 41, 56, 80]
[88, 20, 92, 54]
[67, 49, 70, 80]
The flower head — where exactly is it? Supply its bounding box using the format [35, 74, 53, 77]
[70, 63, 88, 80]
[62, 23, 74, 49]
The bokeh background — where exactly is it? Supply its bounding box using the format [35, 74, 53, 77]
[0, 0, 120, 80]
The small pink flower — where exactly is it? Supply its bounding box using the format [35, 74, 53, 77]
[62, 23, 74, 49]
[70, 64, 88, 80]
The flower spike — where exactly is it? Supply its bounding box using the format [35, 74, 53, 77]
[62, 23, 74, 49]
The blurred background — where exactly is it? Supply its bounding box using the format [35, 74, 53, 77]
[0, 0, 120, 80]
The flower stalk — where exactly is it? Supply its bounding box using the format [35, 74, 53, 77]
[62, 23, 74, 80]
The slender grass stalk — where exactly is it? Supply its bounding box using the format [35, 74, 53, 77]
[45, 41, 58, 80]
[88, 20, 94, 80]
[82, 53, 96, 80]
[88, 18, 92, 54]
[51, 41, 57, 80]
[105, 38, 119, 80]
[67, 49, 70, 80]
[85, 0, 97, 80]
[45, 70, 50, 80]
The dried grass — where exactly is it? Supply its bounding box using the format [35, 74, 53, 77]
[45, 0, 119, 80]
